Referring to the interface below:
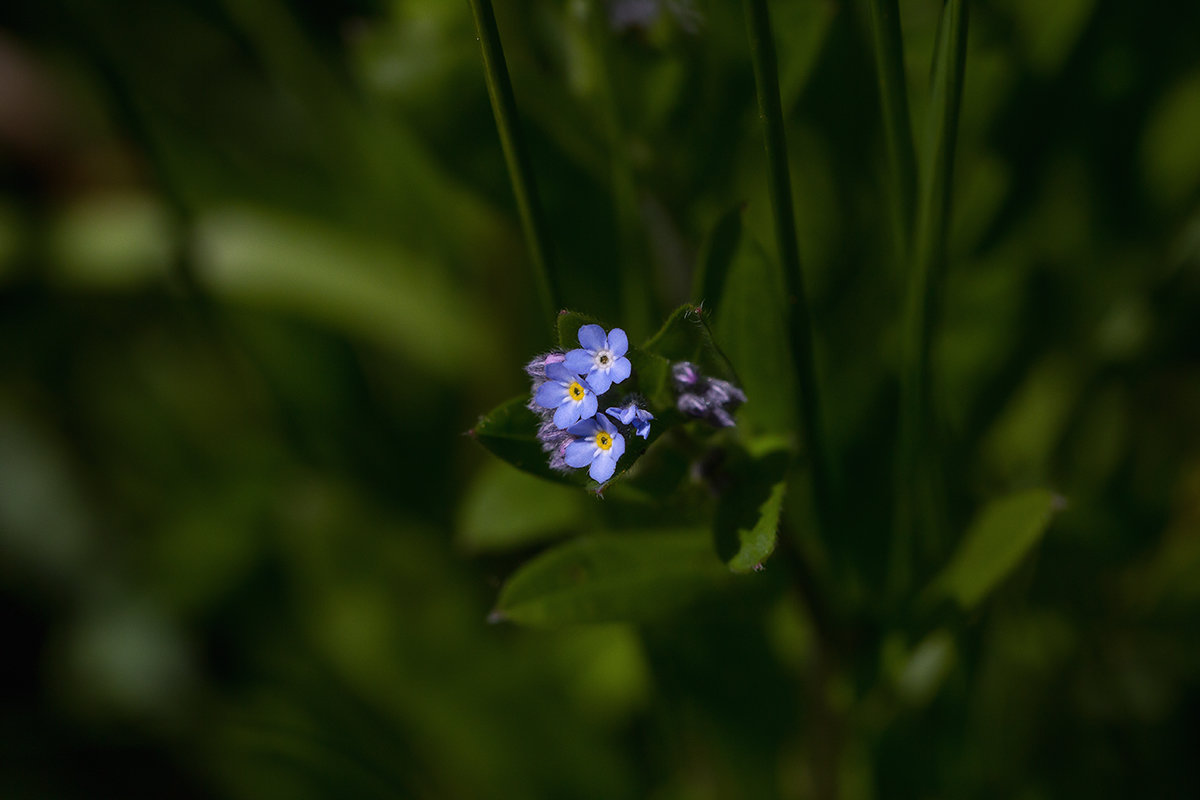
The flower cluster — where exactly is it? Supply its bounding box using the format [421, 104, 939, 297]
[528, 324, 653, 483]
[671, 361, 746, 428]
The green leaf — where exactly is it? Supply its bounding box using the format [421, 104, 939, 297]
[691, 204, 744, 317]
[556, 309, 604, 350]
[711, 238, 797, 435]
[931, 489, 1063, 610]
[714, 448, 791, 573]
[470, 396, 584, 487]
[491, 530, 729, 626]
[457, 461, 585, 553]
[195, 206, 491, 377]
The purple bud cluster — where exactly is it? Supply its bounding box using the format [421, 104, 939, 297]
[671, 361, 746, 428]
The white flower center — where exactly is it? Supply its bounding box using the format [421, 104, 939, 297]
[595, 349, 613, 368]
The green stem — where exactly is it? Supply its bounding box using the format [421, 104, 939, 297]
[468, 0, 560, 326]
[868, 0, 918, 260]
[892, 0, 969, 596]
[742, 0, 836, 536]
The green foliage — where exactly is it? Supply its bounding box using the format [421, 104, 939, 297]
[3, 0, 1199, 797]
[492, 530, 730, 626]
[471, 395, 585, 487]
[714, 447, 790, 572]
[930, 489, 1063, 611]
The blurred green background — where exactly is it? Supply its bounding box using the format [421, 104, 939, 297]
[1, 0, 1199, 797]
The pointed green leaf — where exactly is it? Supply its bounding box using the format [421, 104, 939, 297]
[714, 448, 791, 573]
[470, 395, 584, 487]
[931, 489, 1063, 610]
[492, 530, 729, 626]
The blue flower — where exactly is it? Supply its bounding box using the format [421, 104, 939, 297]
[564, 324, 632, 394]
[564, 414, 626, 483]
[606, 402, 654, 440]
[534, 362, 599, 429]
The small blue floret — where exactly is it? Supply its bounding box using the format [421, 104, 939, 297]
[564, 414, 626, 483]
[564, 324, 632, 395]
[534, 362, 599, 429]
[606, 402, 654, 439]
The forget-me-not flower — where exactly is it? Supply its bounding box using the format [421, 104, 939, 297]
[564, 324, 632, 394]
[606, 402, 654, 440]
[534, 362, 599, 429]
[564, 414, 626, 483]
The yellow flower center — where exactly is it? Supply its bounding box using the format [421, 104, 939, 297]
[596, 433, 612, 451]
[568, 381, 585, 401]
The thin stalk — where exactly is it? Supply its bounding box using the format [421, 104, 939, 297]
[468, 0, 560, 325]
[868, 0, 918, 260]
[742, 0, 836, 538]
[891, 0, 969, 596]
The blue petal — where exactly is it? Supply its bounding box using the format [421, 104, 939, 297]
[563, 349, 593, 374]
[586, 369, 612, 394]
[564, 440, 595, 468]
[606, 405, 635, 424]
[590, 452, 617, 482]
[579, 392, 598, 420]
[607, 328, 628, 357]
[596, 413, 619, 436]
[577, 323, 607, 351]
[545, 361, 576, 384]
[534, 381, 565, 409]
[567, 417, 601, 437]
[553, 402, 579, 429]
[609, 431, 626, 459]
[608, 356, 632, 385]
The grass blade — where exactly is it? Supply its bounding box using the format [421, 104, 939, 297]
[893, 0, 970, 596]
[868, 0, 918, 259]
[468, 0, 560, 327]
[742, 0, 835, 536]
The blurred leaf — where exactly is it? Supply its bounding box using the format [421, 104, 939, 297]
[888, 633, 960, 705]
[931, 489, 1063, 610]
[457, 460, 585, 553]
[1001, 0, 1097, 75]
[195, 206, 493, 376]
[470, 395, 584, 487]
[1141, 69, 1200, 208]
[714, 448, 790, 572]
[492, 529, 729, 626]
[691, 204, 744, 316]
[711, 238, 796, 435]
[47, 192, 173, 288]
[776, 0, 838, 113]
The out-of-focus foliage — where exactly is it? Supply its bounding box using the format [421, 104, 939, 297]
[0, 0, 1198, 798]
